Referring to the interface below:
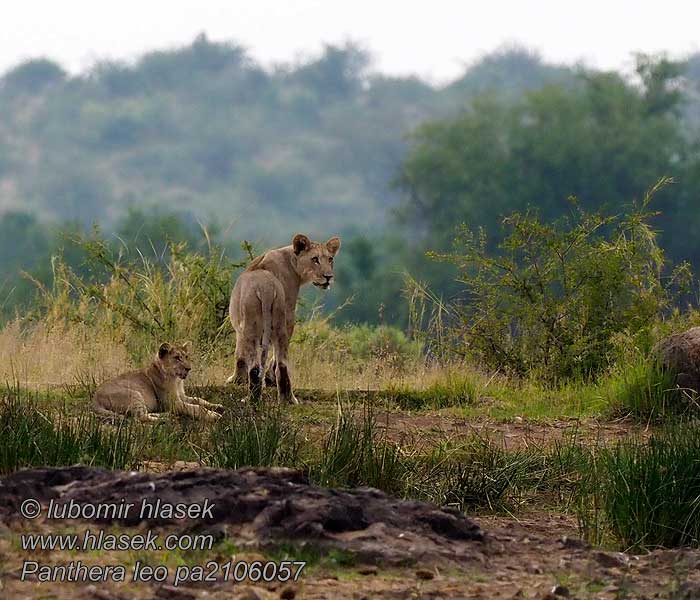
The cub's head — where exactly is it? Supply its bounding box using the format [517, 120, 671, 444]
[157, 342, 192, 379]
[292, 234, 341, 289]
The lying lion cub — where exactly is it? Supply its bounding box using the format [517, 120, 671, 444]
[93, 342, 223, 422]
[228, 233, 340, 404]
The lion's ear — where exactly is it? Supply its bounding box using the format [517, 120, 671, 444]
[182, 341, 191, 351]
[293, 234, 311, 255]
[158, 342, 172, 358]
[326, 237, 341, 256]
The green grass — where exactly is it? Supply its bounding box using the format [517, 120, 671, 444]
[598, 354, 690, 420]
[387, 372, 483, 410]
[310, 404, 406, 495]
[207, 407, 301, 469]
[0, 384, 141, 473]
[8, 380, 700, 552]
[578, 423, 700, 550]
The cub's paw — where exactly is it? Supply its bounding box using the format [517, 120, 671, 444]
[205, 410, 222, 421]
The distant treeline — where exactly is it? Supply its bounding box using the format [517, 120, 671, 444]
[2, 37, 700, 324]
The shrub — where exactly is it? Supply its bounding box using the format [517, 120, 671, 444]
[293, 319, 421, 363]
[430, 178, 690, 382]
[33, 231, 246, 364]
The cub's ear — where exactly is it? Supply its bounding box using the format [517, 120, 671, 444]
[158, 342, 172, 358]
[292, 234, 312, 255]
[326, 237, 341, 255]
[181, 341, 191, 352]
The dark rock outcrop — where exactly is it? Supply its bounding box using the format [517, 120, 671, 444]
[0, 466, 484, 564]
[656, 326, 700, 392]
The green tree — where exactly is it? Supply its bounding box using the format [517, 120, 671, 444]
[115, 207, 206, 259]
[1, 58, 66, 94]
[396, 56, 689, 257]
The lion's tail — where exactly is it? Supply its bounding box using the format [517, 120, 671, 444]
[257, 289, 274, 370]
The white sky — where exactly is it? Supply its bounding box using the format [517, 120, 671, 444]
[2, 0, 700, 84]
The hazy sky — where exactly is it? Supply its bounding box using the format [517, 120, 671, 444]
[2, 0, 700, 83]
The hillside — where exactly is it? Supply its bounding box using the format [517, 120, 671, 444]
[0, 38, 572, 242]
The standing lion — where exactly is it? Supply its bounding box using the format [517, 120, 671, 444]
[228, 233, 341, 404]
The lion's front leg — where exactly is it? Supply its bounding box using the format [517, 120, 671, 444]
[168, 383, 221, 421]
[178, 380, 224, 412]
[172, 397, 221, 421]
[187, 395, 225, 412]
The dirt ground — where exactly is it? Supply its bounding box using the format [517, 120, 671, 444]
[0, 386, 686, 599]
[1, 466, 698, 600]
[3, 513, 699, 599]
[374, 412, 651, 450]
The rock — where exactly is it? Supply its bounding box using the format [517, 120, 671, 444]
[0, 466, 484, 566]
[88, 586, 131, 600]
[155, 585, 196, 600]
[357, 566, 378, 575]
[235, 589, 263, 600]
[560, 535, 589, 550]
[551, 585, 570, 597]
[279, 586, 296, 599]
[593, 550, 628, 568]
[676, 581, 700, 600]
[415, 568, 435, 580]
[656, 327, 700, 393]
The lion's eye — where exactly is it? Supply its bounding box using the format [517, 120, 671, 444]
[329, 257, 334, 264]
[312, 257, 320, 264]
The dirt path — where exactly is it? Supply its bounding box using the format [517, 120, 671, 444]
[376, 413, 651, 449]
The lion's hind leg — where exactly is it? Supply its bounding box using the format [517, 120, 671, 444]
[264, 354, 277, 387]
[93, 388, 161, 423]
[125, 394, 162, 422]
[93, 405, 120, 420]
[226, 356, 248, 386]
[272, 307, 298, 405]
[234, 330, 262, 405]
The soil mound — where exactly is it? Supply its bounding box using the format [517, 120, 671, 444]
[0, 466, 484, 565]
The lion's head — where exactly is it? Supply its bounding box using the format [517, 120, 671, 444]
[157, 342, 192, 379]
[292, 234, 341, 289]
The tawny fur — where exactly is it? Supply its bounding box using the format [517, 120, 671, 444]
[93, 342, 223, 421]
[228, 234, 341, 404]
